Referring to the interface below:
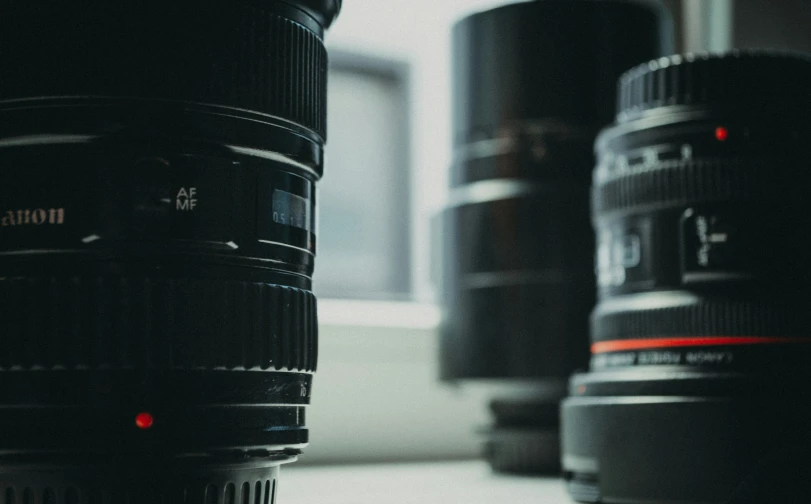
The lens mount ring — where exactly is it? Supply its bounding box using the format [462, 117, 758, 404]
[0, 454, 290, 504]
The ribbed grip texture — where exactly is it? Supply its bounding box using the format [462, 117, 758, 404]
[0, 460, 282, 504]
[616, 51, 811, 121]
[592, 158, 806, 214]
[593, 298, 811, 342]
[0, 277, 317, 372]
[0, 1, 329, 140]
[0, 481, 277, 504]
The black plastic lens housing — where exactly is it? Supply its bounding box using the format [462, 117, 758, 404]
[440, 0, 671, 474]
[562, 51, 811, 504]
[0, 1, 339, 501]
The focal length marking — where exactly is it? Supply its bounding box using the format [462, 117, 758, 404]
[1, 208, 65, 227]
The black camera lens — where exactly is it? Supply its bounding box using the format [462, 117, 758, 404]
[0, 1, 338, 500]
[562, 51, 811, 504]
[440, 0, 671, 474]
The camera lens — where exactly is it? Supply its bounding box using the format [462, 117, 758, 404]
[440, 0, 671, 474]
[562, 51, 811, 503]
[0, 1, 338, 500]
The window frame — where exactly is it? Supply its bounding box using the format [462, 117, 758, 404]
[319, 50, 414, 299]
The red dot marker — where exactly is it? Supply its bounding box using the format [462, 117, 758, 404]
[135, 412, 154, 429]
[715, 126, 729, 141]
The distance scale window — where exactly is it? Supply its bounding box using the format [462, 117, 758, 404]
[272, 190, 311, 232]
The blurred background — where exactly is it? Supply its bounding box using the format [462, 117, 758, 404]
[300, 0, 811, 466]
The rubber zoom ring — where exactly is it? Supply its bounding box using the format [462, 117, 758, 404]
[0, 2, 329, 140]
[593, 158, 806, 214]
[0, 277, 317, 372]
[592, 297, 811, 342]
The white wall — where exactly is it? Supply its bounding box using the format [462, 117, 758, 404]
[325, 0, 518, 301]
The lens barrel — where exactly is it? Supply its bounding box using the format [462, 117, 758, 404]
[0, 1, 338, 500]
[441, 0, 671, 474]
[562, 51, 811, 503]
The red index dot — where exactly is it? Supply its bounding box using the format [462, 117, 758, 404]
[135, 412, 154, 429]
[715, 126, 729, 141]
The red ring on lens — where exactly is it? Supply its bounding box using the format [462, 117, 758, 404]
[591, 336, 811, 354]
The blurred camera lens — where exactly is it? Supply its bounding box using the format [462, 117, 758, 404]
[563, 51, 811, 503]
[0, 1, 338, 500]
[440, 0, 671, 474]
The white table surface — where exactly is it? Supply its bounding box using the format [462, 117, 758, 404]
[283, 461, 571, 504]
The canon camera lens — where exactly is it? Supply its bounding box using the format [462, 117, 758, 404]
[562, 51, 811, 504]
[441, 0, 671, 474]
[0, 1, 339, 501]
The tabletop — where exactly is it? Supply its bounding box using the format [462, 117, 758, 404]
[283, 461, 571, 504]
